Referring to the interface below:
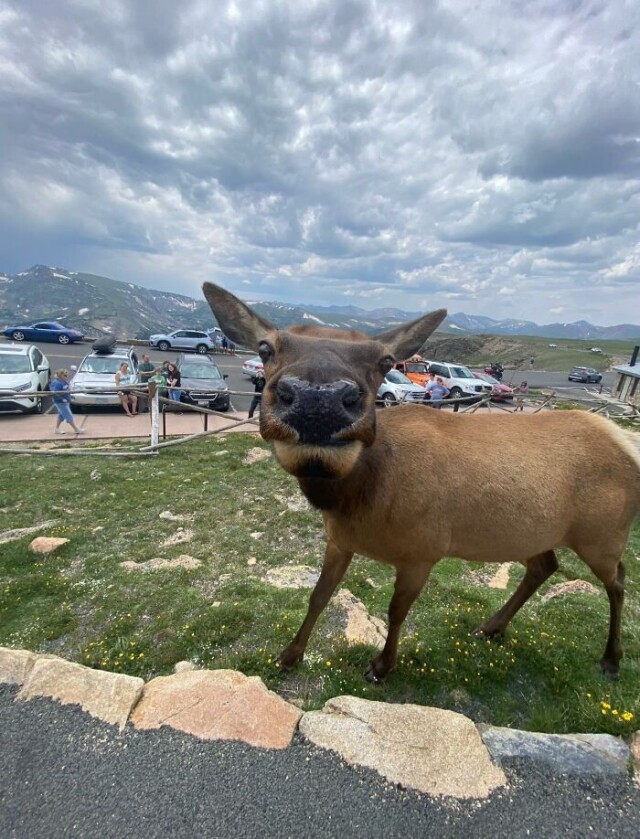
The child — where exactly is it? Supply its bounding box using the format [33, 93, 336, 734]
[514, 381, 528, 412]
[51, 369, 86, 435]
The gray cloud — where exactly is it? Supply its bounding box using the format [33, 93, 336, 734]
[0, 0, 638, 324]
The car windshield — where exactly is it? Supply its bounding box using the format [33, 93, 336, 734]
[78, 356, 126, 374]
[181, 363, 222, 379]
[0, 356, 31, 374]
[405, 363, 428, 374]
[450, 366, 475, 379]
[477, 372, 499, 385]
[387, 370, 412, 385]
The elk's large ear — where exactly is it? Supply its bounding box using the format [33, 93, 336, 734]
[202, 282, 276, 350]
[374, 308, 447, 360]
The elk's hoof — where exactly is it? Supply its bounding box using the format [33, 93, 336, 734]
[474, 626, 504, 642]
[277, 648, 304, 669]
[364, 665, 384, 685]
[599, 660, 620, 681]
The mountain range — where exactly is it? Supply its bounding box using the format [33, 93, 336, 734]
[1, 265, 639, 341]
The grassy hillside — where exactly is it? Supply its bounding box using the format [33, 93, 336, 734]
[423, 333, 637, 372]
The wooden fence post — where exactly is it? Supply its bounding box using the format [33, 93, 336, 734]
[149, 382, 159, 451]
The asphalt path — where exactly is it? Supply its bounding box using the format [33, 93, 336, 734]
[1, 685, 639, 839]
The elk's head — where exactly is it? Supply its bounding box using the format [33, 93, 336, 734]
[203, 283, 446, 480]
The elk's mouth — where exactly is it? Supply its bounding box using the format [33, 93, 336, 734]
[272, 439, 365, 479]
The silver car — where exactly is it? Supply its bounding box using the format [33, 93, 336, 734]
[70, 347, 140, 408]
[149, 330, 215, 353]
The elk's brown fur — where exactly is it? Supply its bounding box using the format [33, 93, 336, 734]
[204, 282, 640, 682]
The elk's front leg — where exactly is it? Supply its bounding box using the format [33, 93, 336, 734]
[278, 541, 353, 668]
[365, 562, 433, 683]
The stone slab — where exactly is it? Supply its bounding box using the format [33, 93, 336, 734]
[479, 725, 631, 775]
[300, 695, 506, 799]
[17, 656, 144, 729]
[0, 647, 39, 685]
[130, 669, 302, 749]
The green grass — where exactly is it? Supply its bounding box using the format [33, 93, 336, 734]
[1, 433, 638, 736]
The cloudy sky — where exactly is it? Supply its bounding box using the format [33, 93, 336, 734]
[1, 0, 638, 325]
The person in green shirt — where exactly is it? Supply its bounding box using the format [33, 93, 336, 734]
[137, 353, 155, 412]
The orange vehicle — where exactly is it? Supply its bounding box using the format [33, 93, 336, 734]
[393, 358, 430, 387]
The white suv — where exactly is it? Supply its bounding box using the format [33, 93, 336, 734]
[424, 360, 493, 402]
[70, 346, 140, 408]
[0, 344, 50, 413]
[377, 370, 429, 407]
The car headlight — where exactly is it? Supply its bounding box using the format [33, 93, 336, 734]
[13, 382, 33, 393]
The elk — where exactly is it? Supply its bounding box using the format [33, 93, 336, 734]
[203, 282, 640, 683]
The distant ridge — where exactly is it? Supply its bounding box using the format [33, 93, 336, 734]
[1, 265, 639, 341]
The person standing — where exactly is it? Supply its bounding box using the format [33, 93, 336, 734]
[137, 353, 155, 412]
[115, 362, 138, 416]
[51, 369, 86, 435]
[248, 370, 266, 419]
[514, 381, 528, 412]
[165, 361, 182, 403]
[427, 376, 450, 408]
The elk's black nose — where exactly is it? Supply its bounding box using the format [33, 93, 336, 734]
[275, 376, 362, 444]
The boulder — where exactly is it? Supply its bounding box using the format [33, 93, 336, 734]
[28, 536, 70, 554]
[479, 725, 631, 775]
[300, 695, 506, 799]
[0, 647, 38, 685]
[17, 656, 143, 729]
[131, 669, 301, 749]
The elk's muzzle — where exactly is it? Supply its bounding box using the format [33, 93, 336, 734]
[273, 376, 362, 444]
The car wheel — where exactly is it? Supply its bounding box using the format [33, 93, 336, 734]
[158, 341, 170, 351]
[449, 387, 462, 399]
[30, 389, 43, 414]
[58, 334, 70, 344]
[382, 392, 397, 407]
[196, 344, 208, 354]
[11, 330, 25, 341]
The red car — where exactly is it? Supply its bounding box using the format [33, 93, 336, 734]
[473, 372, 514, 402]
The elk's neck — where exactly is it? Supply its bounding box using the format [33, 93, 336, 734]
[297, 440, 384, 513]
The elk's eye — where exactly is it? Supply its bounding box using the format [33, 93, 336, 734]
[379, 355, 394, 375]
[258, 342, 274, 363]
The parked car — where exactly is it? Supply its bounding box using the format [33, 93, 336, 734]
[149, 330, 215, 353]
[70, 346, 140, 408]
[173, 354, 230, 412]
[424, 360, 493, 402]
[377, 370, 429, 407]
[242, 356, 264, 377]
[2, 320, 84, 344]
[0, 344, 50, 413]
[473, 371, 514, 402]
[393, 359, 430, 387]
[590, 347, 602, 354]
[568, 366, 602, 384]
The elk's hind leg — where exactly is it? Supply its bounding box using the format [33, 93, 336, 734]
[574, 546, 626, 679]
[477, 551, 559, 638]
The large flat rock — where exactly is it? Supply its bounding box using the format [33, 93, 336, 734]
[479, 725, 631, 775]
[17, 656, 144, 729]
[130, 669, 302, 749]
[299, 695, 506, 799]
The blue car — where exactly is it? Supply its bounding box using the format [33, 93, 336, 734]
[2, 321, 84, 345]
